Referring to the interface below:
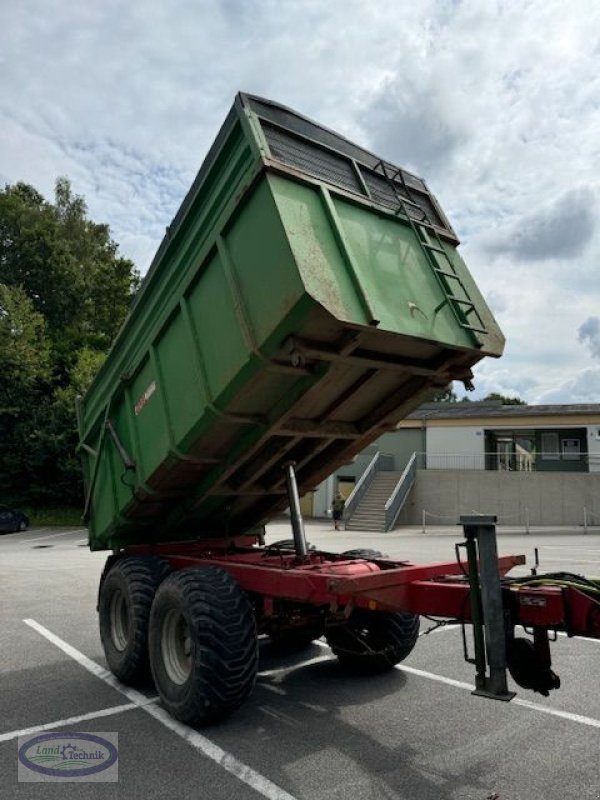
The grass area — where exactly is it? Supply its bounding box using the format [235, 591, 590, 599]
[24, 507, 84, 527]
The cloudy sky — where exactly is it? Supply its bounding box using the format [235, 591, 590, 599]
[1, 0, 599, 403]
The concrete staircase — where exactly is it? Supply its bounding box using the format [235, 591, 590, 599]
[345, 472, 403, 531]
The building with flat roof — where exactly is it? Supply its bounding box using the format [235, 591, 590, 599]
[398, 401, 600, 474]
[310, 402, 600, 530]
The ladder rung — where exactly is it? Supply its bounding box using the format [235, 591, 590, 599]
[460, 322, 487, 334]
[463, 307, 486, 325]
[398, 195, 424, 212]
[434, 268, 462, 281]
[375, 159, 489, 342]
[422, 242, 447, 254]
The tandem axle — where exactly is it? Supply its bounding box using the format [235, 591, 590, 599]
[97, 464, 600, 726]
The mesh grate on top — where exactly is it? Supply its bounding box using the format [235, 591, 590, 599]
[264, 123, 362, 195]
[262, 121, 451, 236]
[362, 170, 445, 228]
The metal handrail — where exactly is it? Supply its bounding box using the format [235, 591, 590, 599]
[384, 452, 417, 531]
[420, 451, 594, 471]
[343, 451, 381, 521]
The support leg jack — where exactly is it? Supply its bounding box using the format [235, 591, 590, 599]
[460, 515, 516, 702]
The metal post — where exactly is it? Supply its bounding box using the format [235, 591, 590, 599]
[583, 506, 588, 535]
[283, 462, 308, 559]
[422, 509, 426, 534]
[525, 507, 530, 535]
[462, 523, 487, 692]
[461, 515, 515, 702]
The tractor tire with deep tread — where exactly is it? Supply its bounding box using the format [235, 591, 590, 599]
[148, 566, 258, 725]
[326, 609, 420, 673]
[98, 556, 169, 686]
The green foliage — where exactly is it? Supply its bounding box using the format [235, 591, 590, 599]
[483, 392, 526, 405]
[429, 388, 525, 405]
[0, 284, 50, 411]
[0, 178, 138, 512]
[429, 385, 458, 402]
[24, 506, 83, 527]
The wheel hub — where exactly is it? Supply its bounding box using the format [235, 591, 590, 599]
[161, 609, 193, 685]
[109, 589, 130, 652]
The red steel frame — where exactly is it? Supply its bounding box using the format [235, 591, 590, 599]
[123, 540, 600, 640]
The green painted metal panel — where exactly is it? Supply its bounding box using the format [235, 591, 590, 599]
[223, 178, 305, 346]
[267, 177, 371, 327]
[79, 93, 504, 551]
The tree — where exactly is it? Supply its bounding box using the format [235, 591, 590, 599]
[429, 385, 457, 402]
[0, 178, 138, 350]
[0, 284, 52, 503]
[0, 178, 139, 509]
[483, 392, 526, 406]
[0, 284, 50, 407]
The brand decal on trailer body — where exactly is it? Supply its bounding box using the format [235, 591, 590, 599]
[134, 381, 156, 415]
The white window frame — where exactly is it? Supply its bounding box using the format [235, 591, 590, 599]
[561, 438, 581, 460]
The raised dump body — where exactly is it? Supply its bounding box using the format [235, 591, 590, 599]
[78, 94, 504, 551]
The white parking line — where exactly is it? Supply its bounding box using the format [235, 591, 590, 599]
[398, 664, 600, 729]
[23, 619, 299, 800]
[539, 557, 600, 565]
[420, 623, 460, 637]
[0, 527, 49, 539]
[257, 654, 332, 678]
[312, 641, 600, 730]
[556, 631, 600, 644]
[542, 546, 600, 551]
[0, 700, 157, 743]
[26, 530, 82, 544]
[418, 622, 600, 646]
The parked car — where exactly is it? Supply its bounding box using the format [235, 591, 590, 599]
[0, 506, 29, 533]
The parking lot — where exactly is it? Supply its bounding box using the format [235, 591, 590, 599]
[1, 521, 599, 799]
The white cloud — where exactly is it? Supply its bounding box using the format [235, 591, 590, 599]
[482, 187, 596, 261]
[536, 368, 600, 404]
[579, 317, 600, 360]
[1, 0, 599, 404]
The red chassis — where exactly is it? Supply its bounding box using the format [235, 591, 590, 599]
[122, 539, 600, 642]
[97, 484, 599, 720]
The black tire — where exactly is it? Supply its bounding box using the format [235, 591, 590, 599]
[326, 609, 420, 673]
[341, 548, 385, 559]
[99, 556, 169, 686]
[148, 567, 258, 725]
[18, 519, 28, 532]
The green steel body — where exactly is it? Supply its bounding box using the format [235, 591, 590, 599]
[78, 94, 504, 551]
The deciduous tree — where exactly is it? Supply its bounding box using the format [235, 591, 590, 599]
[0, 178, 139, 508]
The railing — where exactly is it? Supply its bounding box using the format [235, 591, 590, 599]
[415, 452, 597, 472]
[384, 452, 417, 531]
[343, 451, 381, 522]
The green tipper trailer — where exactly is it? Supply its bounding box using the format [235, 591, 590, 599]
[78, 93, 503, 552]
[81, 95, 600, 730]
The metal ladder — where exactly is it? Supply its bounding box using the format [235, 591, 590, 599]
[374, 161, 487, 348]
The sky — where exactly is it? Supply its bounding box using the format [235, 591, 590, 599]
[1, 0, 599, 404]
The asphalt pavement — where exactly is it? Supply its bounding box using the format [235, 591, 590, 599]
[1, 522, 599, 799]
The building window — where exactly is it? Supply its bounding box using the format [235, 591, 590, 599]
[541, 432, 560, 460]
[561, 439, 581, 460]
